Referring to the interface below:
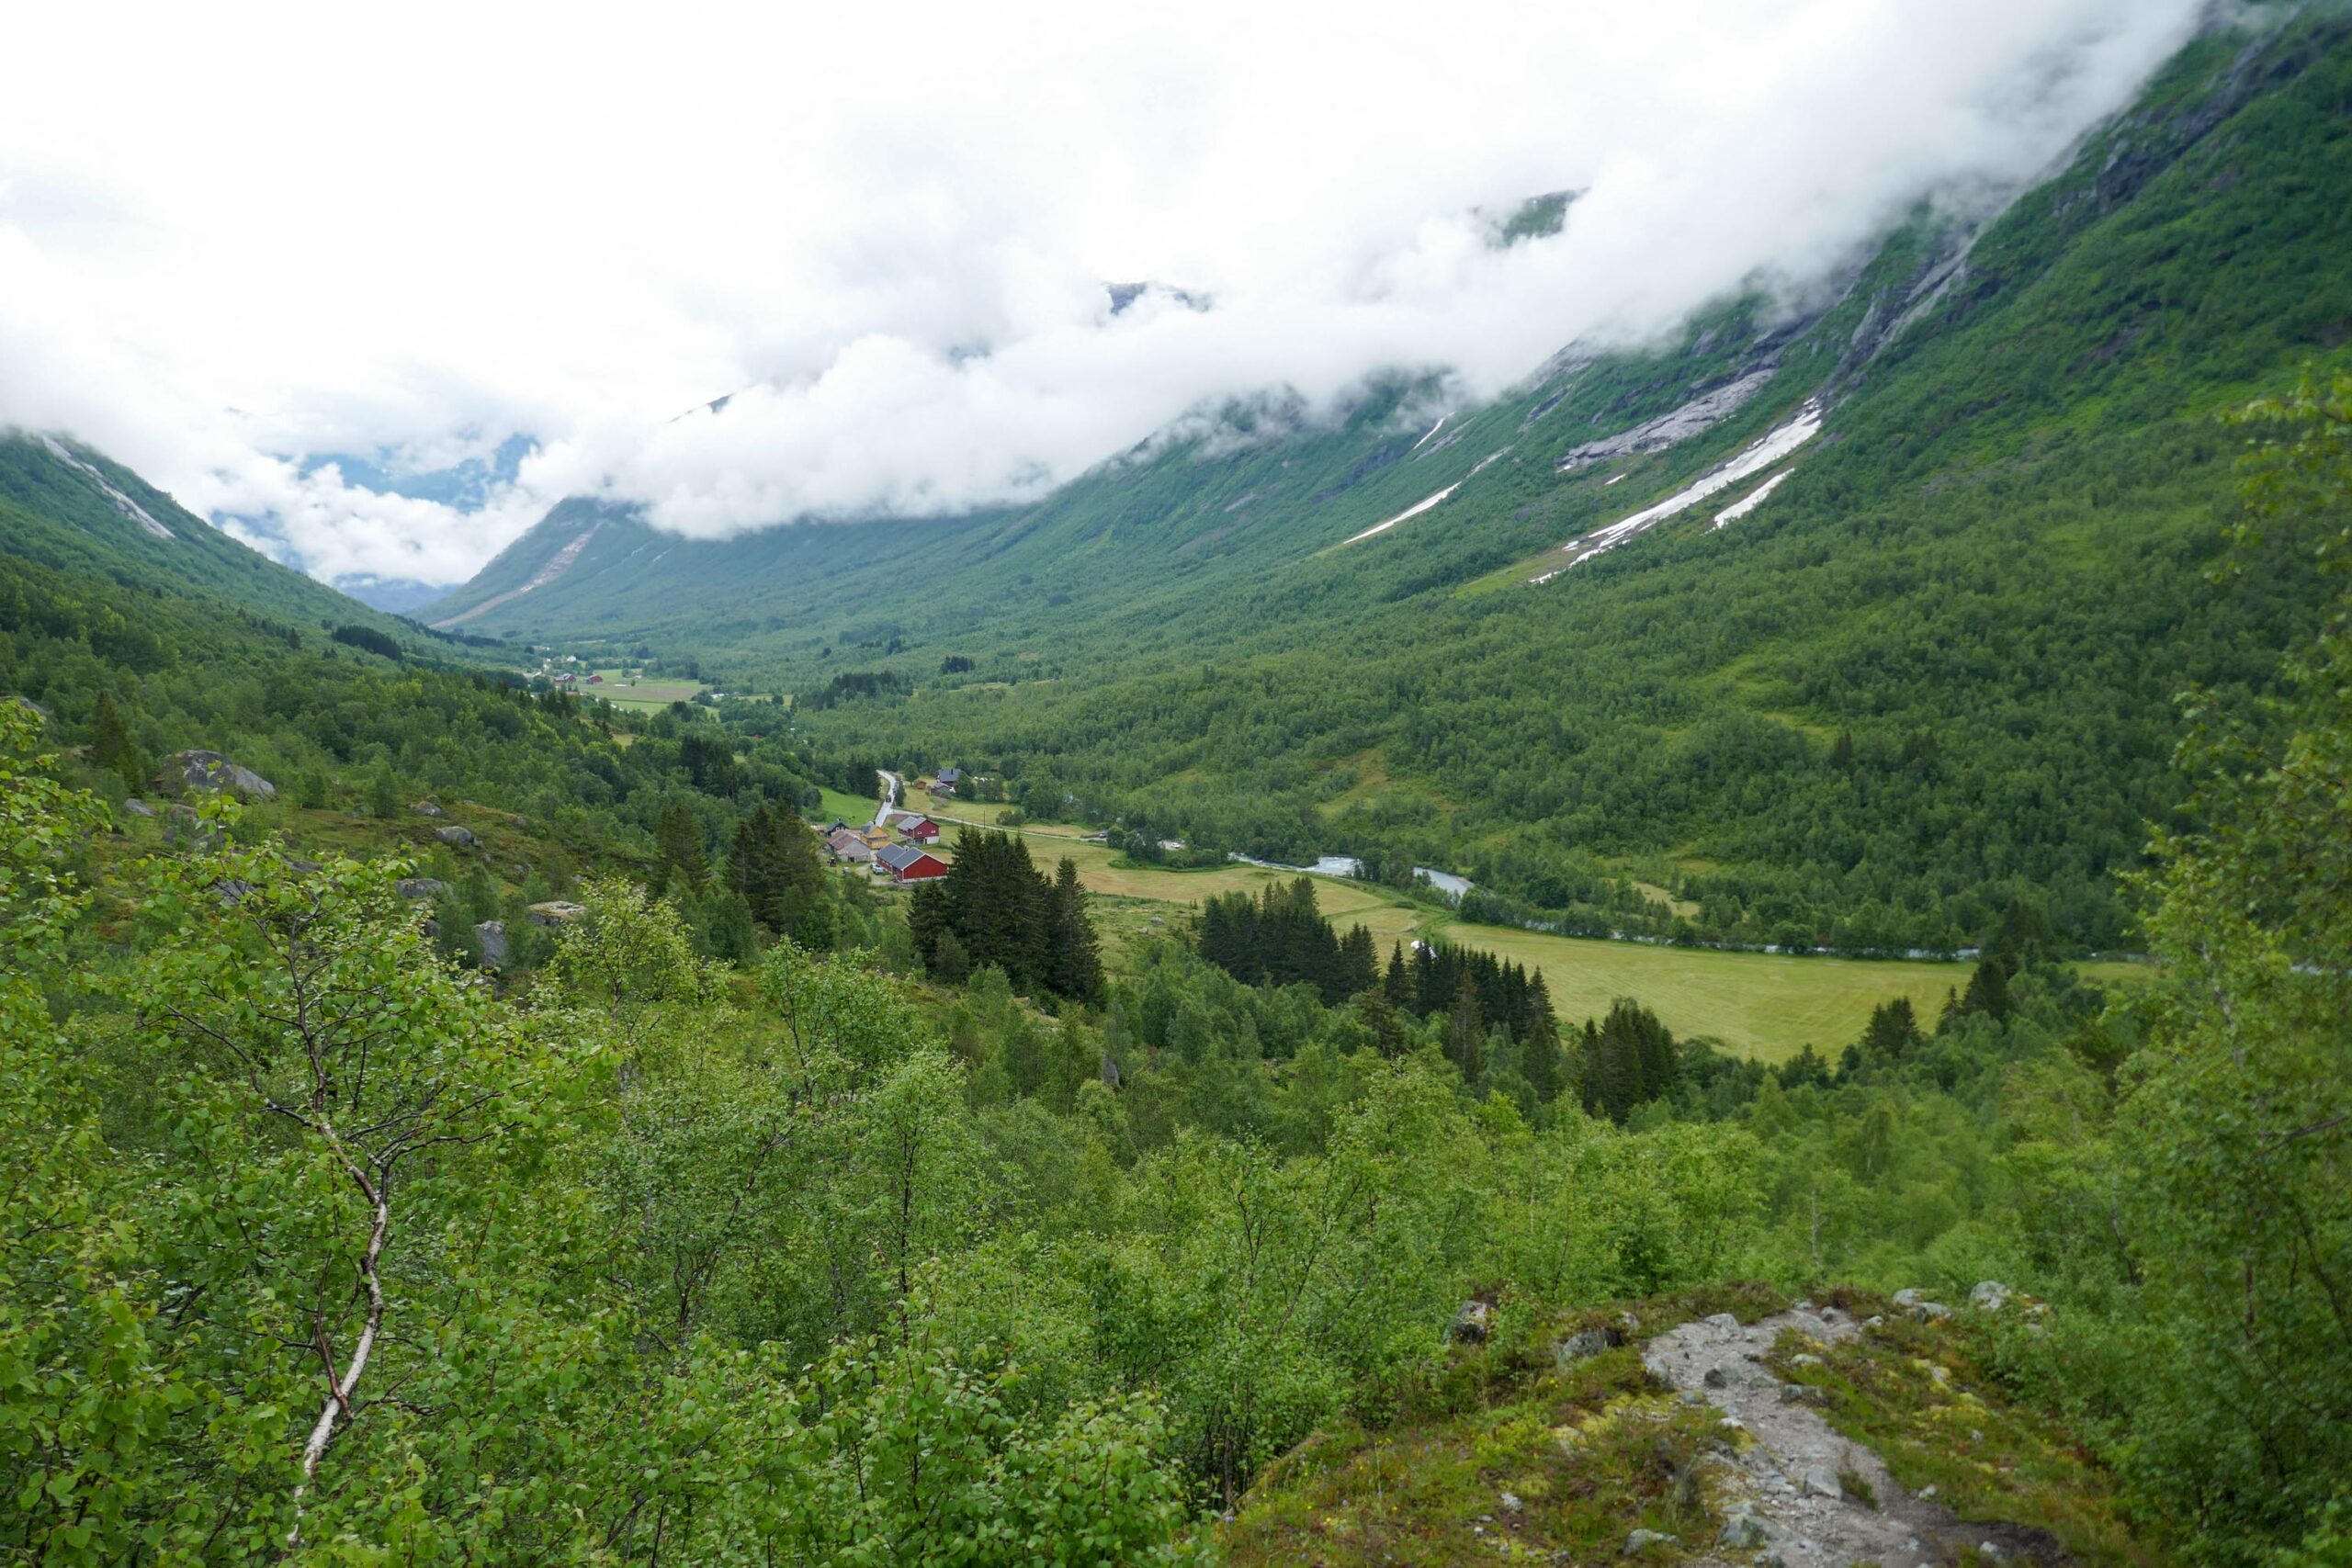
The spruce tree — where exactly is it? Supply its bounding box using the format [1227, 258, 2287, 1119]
[1383, 942, 1414, 1010]
[1521, 977, 1563, 1104]
[1045, 857, 1103, 1003]
[654, 803, 709, 893]
[90, 692, 141, 793]
[1447, 973, 1486, 1085]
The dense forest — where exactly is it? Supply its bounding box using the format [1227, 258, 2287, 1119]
[0, 377, 2346, 1562]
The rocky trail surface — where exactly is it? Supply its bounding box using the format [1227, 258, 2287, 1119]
[1643, 1303, 2054, 1568]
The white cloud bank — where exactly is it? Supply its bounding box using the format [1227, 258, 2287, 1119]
[0, 0, 2210, 587]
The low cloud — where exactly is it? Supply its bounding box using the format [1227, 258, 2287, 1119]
[0, 0, 2211, 583]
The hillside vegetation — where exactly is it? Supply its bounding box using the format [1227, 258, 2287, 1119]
[436, 13, 2352, 958]
[2, 363, 2348, 1561]
[2, 11, 2348, 1565]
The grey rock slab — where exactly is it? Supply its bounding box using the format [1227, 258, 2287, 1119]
[1642, 1305, 2037, 1568]
[155, 750, 277, 800]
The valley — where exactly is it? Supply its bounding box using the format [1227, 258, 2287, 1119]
[3, 7, 2348, 1564]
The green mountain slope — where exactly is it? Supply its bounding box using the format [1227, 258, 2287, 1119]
[429, 10, 2352, 953]
[0, 432, 431, 640]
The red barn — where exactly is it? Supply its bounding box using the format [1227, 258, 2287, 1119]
[876, 843, 949, 884]
[889, 812, 942, 841]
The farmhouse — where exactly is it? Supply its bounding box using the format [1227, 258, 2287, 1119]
[875, 843, 949, 884]
[933, 766, 962, 796]
[888, 812, 941, 841]
[826, 829, 876, 864]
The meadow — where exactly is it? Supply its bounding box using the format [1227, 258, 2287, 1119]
[588, 670, 707, 711]
[922, 815, 2140, 1060]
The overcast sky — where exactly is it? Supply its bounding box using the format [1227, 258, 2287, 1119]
[0, 0, 2210, 590]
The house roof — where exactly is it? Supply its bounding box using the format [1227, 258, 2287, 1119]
[876, 843, 944, 874]
[936, 767, 961, 783]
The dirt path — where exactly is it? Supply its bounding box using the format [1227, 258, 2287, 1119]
[1643, 1305, 2044, 1567]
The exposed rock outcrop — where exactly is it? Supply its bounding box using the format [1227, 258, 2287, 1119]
[154, 750, 277, 800]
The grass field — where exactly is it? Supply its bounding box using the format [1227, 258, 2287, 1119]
[818, 785, 887, 825]
[905, 787, 1020, 823]
[589, 671, 707, 712]
[941, 818, 2151, 1062]
[1424, 919, 1961, 1062]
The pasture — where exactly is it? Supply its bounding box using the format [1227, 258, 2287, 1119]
[944, 817, 2148, 1062]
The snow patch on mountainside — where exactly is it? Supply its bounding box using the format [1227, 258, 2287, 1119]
[1343, 483, 1461, 545]
[1713, 466, 1796, 527]
[433, 521, 603, 626]
[1536, 400, 1822, 578]
[41, 434, 174, 539]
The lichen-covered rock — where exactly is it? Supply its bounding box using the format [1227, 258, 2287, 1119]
[1719, 1507, 1773, 1548]
[1623, 1528, 1679, 1553]
[1803, 1465, 1844, 1500]
[395, 877, 451, 900]
[1448, 1300, 1491, 1345]
[1970, 1280, 2012, 1312]
[475, 920, 508, 969]
[435, 825, 477, 847]
[526, 899, 587, 927]
[154, 750, 277, 800]
[119, 798, 157, 818]
[412, 801, 445, 818]
[1555, 1325, 1623, 1368]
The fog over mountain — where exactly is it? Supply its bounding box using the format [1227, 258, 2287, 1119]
[0, 0, 2207, 591]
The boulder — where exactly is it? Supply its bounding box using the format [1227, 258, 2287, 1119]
[412, 801, 445, 818]
[435, 825, 477, 847]
[526, 899, 586, 927]
[9, 695, 51, 719]
[1719, 1508, 1773, 1549]
[1778, 1382, 1826, 1406]
[1448, 1300, 1491, 1345]
[1802, 1466, 1844, 1500]
[1702, 1365, 1730, 1389]
[1623, 1529, 1678, 1554]
[474, 920, 509, 969]
[1892, 1288, 1925, 1307]
[154, 750, 277, 800]
[211, 879, 254, 906]
[1554, 1325, 1623, 1368]
[1970, 1280, 2012, 1312]
[1908, 1300, 1953, 1323]
[119, 798, 157, 818]
[1790, 1352, 1824, 1367]
[395, 877, 451, 900]
[1702, 1313, 1742, 1334]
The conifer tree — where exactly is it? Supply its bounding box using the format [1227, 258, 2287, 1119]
[1383, 942, 1414, 1010]
[1447, 973, 1485, 1084]
[654, 802, 709, 893]
[1521, 973, 1563, 1104]
[1046, 857, 1104, 1003]
[89, 691, 141, 792]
